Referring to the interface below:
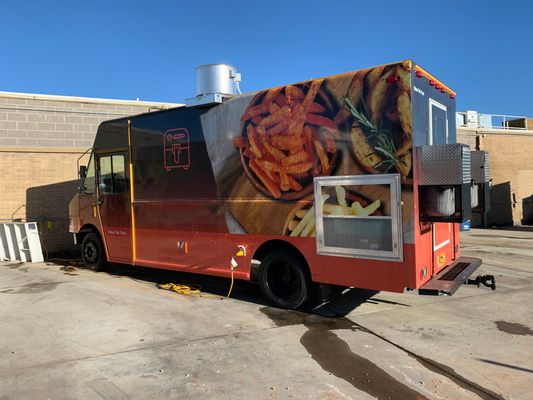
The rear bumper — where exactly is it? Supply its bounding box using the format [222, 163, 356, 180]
[419, 256, 482, 296]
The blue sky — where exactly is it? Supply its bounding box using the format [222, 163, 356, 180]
[1, 0, 531, 115]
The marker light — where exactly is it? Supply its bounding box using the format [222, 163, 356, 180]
[416, 70, 423, 78]
[450, 94, 456, 99]
[429, 80, 435, 86]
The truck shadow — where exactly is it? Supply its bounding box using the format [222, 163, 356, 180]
[50, 257, 392, 317]
[119, 263, 415, 316]
[104, 262, 395, 317]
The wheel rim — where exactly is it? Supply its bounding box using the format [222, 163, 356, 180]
[84, 241, 98, 264]
[266, 260, 301, 300]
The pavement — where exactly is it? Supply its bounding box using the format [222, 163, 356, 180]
[0, 228, 532, 400]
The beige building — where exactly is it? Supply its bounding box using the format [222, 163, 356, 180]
[457, 112, 533, 226]
[0, 91, 181, 254]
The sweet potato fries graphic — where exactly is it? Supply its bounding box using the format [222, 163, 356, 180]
[235, 80, 339, 199]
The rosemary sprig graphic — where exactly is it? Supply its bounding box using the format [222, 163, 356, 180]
[344, 97, 403, 171]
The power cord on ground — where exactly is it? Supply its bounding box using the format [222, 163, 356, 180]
[157, 264, 236, 300]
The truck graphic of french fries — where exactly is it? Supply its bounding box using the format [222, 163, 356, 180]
[234, 80, 339, 200]
[164, 128, 190, 171]
[286, 185, 382, 237]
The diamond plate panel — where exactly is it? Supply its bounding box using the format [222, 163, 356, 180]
[416, 144, 471, 185]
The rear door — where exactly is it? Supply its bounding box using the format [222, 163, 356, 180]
[428, 98, 455, 272]
[97, 152, 132, 263]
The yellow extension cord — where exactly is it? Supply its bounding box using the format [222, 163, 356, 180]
[156, 267, 235, 300]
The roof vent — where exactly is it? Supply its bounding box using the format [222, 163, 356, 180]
[186, 64, 241, 107]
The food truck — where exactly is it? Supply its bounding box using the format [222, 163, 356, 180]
[69, 60, 492, 309]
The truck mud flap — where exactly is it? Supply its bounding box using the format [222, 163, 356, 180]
[418, 257, 483, 296]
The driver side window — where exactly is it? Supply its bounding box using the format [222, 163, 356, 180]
[98, 154, 127, 194]
[82, 154, 96, 194]
[99, 156, 113, 193]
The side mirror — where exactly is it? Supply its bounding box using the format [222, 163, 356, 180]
[79, 165, 87, 179]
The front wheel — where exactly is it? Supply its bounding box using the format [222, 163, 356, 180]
[81, 232, 107, 271]
[259, 250, 311, 309]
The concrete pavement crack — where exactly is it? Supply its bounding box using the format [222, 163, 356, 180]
[338, 315, 507, 400]
[0, 324, 281, 376]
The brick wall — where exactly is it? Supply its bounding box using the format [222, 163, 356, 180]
[0, 92, 177, 149]
[478, 134, 533, 226]
[0, 150, 82, 253]
[456, 127, 533, 226]
[0, 92, 180, 254]
[456, 128, 478, 148]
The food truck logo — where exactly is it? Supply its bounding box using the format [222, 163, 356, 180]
[164, 128, 191, 171]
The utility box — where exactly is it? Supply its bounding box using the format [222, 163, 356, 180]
[466, 110, 478, 127]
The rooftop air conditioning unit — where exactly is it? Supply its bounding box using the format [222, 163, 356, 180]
[466, 110, 478, 128]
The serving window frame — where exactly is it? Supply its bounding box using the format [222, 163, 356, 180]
[314, 174, 403, 262]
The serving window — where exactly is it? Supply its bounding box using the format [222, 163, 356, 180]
[314, 174, 403, 261]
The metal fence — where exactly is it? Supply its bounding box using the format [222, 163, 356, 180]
[456, 112, 530, 131]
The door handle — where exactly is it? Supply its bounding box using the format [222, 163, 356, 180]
[97, 195, 104, 205]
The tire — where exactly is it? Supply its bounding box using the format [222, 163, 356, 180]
[81, 232, 107, 271]
[259, 250, 311, 310]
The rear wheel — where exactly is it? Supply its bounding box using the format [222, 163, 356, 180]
[81, 232, 107, 271]
[259, 250, 310, 309]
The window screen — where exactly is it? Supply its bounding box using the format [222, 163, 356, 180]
[314, 174, 403, 261]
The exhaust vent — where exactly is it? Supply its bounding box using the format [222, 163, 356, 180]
[186, 64, 241, 107]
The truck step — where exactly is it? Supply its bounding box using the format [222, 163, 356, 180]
[418, 257, 482, 296]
